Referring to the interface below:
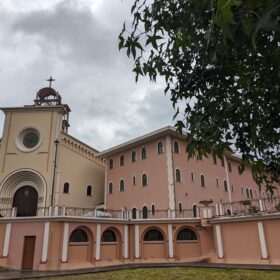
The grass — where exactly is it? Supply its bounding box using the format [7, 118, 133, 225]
[26, 267, 280, 280]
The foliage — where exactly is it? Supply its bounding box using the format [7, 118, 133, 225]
[119, 0, 280, 192]
[248, 205, 260, 214]
[240, 200, 251, 206]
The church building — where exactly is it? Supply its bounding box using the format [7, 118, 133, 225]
[0, 82, 279, 271]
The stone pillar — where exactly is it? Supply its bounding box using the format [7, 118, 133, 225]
[41, 222, 50, 262]
[61, 222, 69, 262]
[95, 224, 101, 260]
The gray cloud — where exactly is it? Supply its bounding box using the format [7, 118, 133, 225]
[0, 0, 175, 151]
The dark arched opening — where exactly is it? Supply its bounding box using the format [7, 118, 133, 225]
[12, 186, 38, 217]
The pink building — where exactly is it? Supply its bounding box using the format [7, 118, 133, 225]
[99, 127, 278, 218]
[0, 86, 279, 271]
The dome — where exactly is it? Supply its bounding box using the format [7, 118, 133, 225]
[35, 87, 62, 106]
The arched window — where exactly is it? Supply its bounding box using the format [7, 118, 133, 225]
[132, 176, 136, 185]
[69, 229, 88, 242]
[249, 189, 253, 199]
[142, 206, 148, 219]
[132, 208, 137, 219]
[144, 229, 164, 241]
[193, 205, 198, 218]
[101, 229, 116, 242]
[157, 142, 163, 154]
[142, 174, 148, 186]
[224, 180, 228, 192]
[120, 155, 124, 166]
[179, 202, 182, 213]
[131, 151, 136, 162]
[174, 141, 179, 153]
[176, 169, 181, 182]
[109, 159, 114, 169]
[108, 183, 113, 194]
[177, 228, 197, 241]
[246, 188, 250, 198]
[228, 162, 232, 172]
[191, 172, 194, 182]
[86, 185, 92, 196]
[120, 180, 125, 192]
[141, 147, 147, 159]
[200, 174, 205, 187]
[63, 182, 69, 193]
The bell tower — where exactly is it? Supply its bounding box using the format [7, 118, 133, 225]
[33, 76, 70, 133]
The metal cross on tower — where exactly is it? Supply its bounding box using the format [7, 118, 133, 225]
[46, 76, 55, 88]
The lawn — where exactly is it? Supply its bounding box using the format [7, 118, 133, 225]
[27, 267, 280, 280]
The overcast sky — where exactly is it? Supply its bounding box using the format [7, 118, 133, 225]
[0, 0, 175, 151]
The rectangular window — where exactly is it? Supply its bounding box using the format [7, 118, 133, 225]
[191, 172, 194, 182]
[241, 187, 244, 194]
[231, 185, 234, 192]
[221, 157, 225, 167]
[132, 176, 136, 185]
[228, 162, 232, 172]
[216, 178, 219, 187]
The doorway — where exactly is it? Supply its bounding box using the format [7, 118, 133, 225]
[21, 236, 36, 270]
[12, 186, 38, 217]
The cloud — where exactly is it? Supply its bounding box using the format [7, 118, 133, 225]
[0, 0, 175, 151]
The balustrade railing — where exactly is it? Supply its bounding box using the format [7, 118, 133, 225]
[0, 197, 279, 220]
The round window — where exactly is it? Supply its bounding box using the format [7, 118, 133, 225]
[23, 132, 40, 149]
[16, 127, 41, 152]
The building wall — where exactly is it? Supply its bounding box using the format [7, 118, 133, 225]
[0, 214, 279, 270]
[105, 135, 280, 215]
[105, 137, 170, 212]
[0, 109, 64, 208]
[58, 143, 105, 208]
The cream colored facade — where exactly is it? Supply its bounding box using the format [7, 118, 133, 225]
[0, 87, 105, 213]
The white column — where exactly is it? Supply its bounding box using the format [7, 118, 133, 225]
[166, 136, 175, 214]
[48, 206, 53, 216]
[41, 222, 50, 262]
[54, 205, 59, 216]
[168, 224, 173, 258]
[257, 221, 268, 259]
[134, 225, 140, 258]
[3, 223, 11, 257]
[95, 224, 101, 260]
[259, 199, 264, 212]
[219, 203, 224, 216]
[124, 225, 128, 259]
[215, 224, 224, 258]
[215, 204, 219, 216]
[61, 222, 69, 262]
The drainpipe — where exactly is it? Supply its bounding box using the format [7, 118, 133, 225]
[224, 155, 233, 214]
[51, 139, 60, 206]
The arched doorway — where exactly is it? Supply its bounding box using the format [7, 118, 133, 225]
[175, 227, 200, 259]
[100, 228, 121, 261]
[12, 186, 38, 217]
[141, 227, 167, 259]
[68, 227, 93, 263]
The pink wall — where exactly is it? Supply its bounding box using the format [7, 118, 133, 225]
[106, 137, 169, 212]
[9, 222, 44, 270]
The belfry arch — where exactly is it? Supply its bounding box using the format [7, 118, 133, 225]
[0, 169, 47, 215]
